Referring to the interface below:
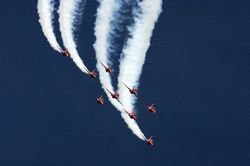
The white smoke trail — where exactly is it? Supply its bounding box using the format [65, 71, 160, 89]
[93, 0, 145, 140]
[37, 0, 62, 52]
[117, 0, 163, 131]
[58, 0, 89, 74]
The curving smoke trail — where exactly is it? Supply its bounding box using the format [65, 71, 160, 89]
[37, 0, 62, 52]
[117, 0, 162, 133]
[93, 0, 145, 140]
[58, 0, 89, 74]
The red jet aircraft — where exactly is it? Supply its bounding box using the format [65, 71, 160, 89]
[58, 47, 70, 57]
[124, 109, 137, 120]
[88, 70, 97, 79]
[123, 83, 138, 96]
[96, 96, 104, 105]
[100, 61, 112, 73]
[106, 89, 119, 100]
[146, 136, 154, 146]
[147, 104, 157, 113]
[62, 49, 70, 57]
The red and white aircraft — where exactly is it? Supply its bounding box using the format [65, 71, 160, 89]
[147, 104, 157, 113]
[58, 47, 70, 57]
[100, 61, 112, 73]
[106, 89, 119, 100]
[96, 96, 104, 105]
[62, 49, 70, 57]
[124, 109, 137, 120]
[88, 70, 97, 79]
[146, 136, 154, 146]
[123, 83, 138, 96]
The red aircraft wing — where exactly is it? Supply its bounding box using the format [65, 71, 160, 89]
[148, 104, 156, 113]
[146, 136, 154, 146]
[96, 96, 104, 105]
[88, 70, 97, 78]
[123, 83, 138, 96]
[123, 109, 137, 120]
[106, 89, 119, 99]
[63, 50, 70, 57]
[100, 61, 112, 73]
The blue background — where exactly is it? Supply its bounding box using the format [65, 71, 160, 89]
[0, 0, 249, 165]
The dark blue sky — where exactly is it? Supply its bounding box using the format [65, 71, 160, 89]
[0, 0, 249, 165]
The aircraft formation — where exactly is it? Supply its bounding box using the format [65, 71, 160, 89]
[37, 0, 162, 146]
[94, 62, 156, 146]
[60, 52, 157, 145]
